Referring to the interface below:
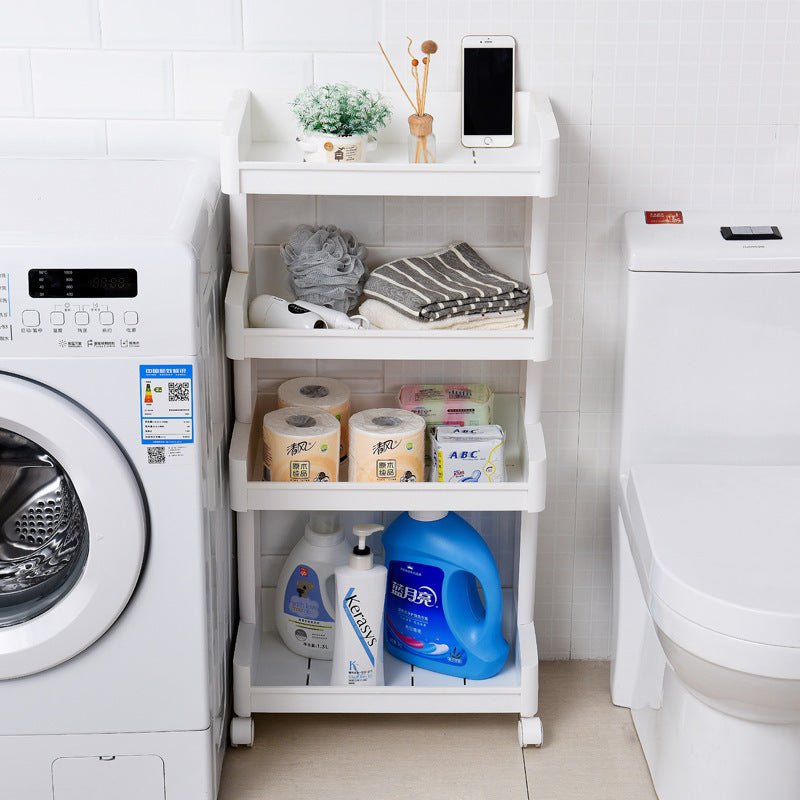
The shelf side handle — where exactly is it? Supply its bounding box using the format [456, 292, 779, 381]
[530, 272, 553, 363]
[530, 92, 560, 198]
[224, 270, 249, 360]
[220, 89, 252, 195]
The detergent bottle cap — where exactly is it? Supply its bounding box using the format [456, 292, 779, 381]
[304, 511, 344, 546]
[409, 510, 447, 522]
[350, 523, 383, 569]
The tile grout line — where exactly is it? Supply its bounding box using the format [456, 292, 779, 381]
[569, 0, 598, 660]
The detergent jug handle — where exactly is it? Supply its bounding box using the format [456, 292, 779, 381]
[475, 564, 504, 640]
[442, 566, 505, 650]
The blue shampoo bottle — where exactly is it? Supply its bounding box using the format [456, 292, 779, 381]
[382, 510, 509, 680]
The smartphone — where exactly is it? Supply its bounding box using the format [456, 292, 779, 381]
[461, 35, 516, 148]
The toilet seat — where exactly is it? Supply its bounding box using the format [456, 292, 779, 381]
[624, 463, 800, 679]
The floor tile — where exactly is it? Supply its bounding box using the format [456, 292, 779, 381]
[218, 661, 658, 800]
[220, 712, 528, 800]
[525, 661, 657, 800]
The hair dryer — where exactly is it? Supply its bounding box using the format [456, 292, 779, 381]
[248, 295, 370, 330]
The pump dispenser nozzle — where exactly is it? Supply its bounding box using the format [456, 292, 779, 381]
[350, 523, 383, 569]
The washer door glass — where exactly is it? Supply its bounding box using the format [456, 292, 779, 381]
[0, 430, 90, 627]
[0, 373, 147, 680]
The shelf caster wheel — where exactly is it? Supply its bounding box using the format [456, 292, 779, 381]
[230, 716, 255, 747]
[518, 716, 543, 748]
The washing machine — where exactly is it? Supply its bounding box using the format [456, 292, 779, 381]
[0, 158, 234, 799]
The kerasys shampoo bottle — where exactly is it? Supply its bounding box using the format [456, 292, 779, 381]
[330, 524, 387, 686]
[382, 510, 509, 680]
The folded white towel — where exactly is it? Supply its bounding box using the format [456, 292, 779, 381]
[359, 299, 526, 330]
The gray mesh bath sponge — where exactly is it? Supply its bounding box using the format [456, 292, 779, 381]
[280, 224, 367, 313]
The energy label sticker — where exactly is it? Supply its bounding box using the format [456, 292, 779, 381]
[140, 364, 194, 446]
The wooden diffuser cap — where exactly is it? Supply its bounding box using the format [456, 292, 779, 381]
[408, 114, 434, 136]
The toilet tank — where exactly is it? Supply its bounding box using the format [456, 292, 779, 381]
[618, 211, 800, 474]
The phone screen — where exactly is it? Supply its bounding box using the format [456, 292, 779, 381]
[463, 47, 514, 136]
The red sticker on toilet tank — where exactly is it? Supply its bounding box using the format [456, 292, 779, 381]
[645, 211, 683, 224]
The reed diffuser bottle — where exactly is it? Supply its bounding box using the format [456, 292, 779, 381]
[408, 112, 435, 164]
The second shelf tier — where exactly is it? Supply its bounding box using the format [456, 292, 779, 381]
[224, 246, 553, 362]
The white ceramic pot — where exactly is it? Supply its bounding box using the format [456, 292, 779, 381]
[296, 132, 377, 163]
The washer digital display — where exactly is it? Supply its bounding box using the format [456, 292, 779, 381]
[28, 269, 138, 298]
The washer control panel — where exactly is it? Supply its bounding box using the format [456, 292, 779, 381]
[11, 302, 143, 348]
[0, 266, 196, 357]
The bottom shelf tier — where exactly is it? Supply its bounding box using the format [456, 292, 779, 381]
[232, 594, 539, 716]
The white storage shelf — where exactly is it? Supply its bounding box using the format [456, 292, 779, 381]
[229, 393, 546, 514]
[224, 246, 553, 363]
[220, 89, 559, 198]
[222, 88, 558, 748]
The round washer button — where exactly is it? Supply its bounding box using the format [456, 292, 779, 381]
[484, 136, 493, 146]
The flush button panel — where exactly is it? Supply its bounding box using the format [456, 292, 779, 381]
[721, 225, 782, 240]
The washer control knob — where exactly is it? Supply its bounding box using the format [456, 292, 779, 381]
[99, 311, 114, 325]
[74, 311, 90, 326]
[50, 311, 66, 326]
[484, 136, 493, 146]
[21, 310, 40, 327]
[124, 311, 139, 326]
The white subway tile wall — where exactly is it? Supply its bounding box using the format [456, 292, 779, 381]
[31, 50, 173, 118]
[3, 0, 799, 658]
[312, 53, 385, 90]
[173, 53, 313, 119]
[0, 119, 107, 154]
[242, 0, 381, 53]
[107, 119, 223, 157]
[0, 51, 33, 116]
[2, 0, 101, 48]
[99, 0, 243, 50]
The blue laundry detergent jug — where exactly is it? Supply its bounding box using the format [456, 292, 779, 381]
[382, 510, 509, 680]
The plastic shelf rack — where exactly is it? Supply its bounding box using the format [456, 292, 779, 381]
[221, 89, 559, 749]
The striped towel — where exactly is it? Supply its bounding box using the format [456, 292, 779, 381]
[363, 241, 530, 321]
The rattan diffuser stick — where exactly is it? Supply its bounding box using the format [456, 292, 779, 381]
[378, 41, 417, 113]
[419, 40, 438, 116]
[378, 37, 438, 117]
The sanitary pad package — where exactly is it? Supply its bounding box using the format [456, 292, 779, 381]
[429, 425, 506, 483]
[398, 383, 494, 426]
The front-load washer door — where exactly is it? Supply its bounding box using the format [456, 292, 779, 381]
[0, 373, 146, 679]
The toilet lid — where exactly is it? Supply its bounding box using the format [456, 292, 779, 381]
[626, 464, 800, 648]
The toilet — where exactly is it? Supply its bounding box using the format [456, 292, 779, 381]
[612, 212, 800, 800]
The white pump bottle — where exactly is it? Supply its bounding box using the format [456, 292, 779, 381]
[330, 523, 387, 686]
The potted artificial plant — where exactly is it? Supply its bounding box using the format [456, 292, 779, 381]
[291, 83, 392, 163]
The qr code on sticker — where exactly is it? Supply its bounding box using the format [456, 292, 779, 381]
[168, 381, 190, 403]
[147, 446, 166, 464]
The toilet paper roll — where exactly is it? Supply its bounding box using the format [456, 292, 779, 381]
[348, 408, 425, 483]
[263, 406, 340, 483]
[278, 377, 351, 462]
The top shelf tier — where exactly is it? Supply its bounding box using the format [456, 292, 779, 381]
[220, 89, 559, 198]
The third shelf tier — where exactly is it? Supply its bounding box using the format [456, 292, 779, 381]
[229, 392, 546, 513]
